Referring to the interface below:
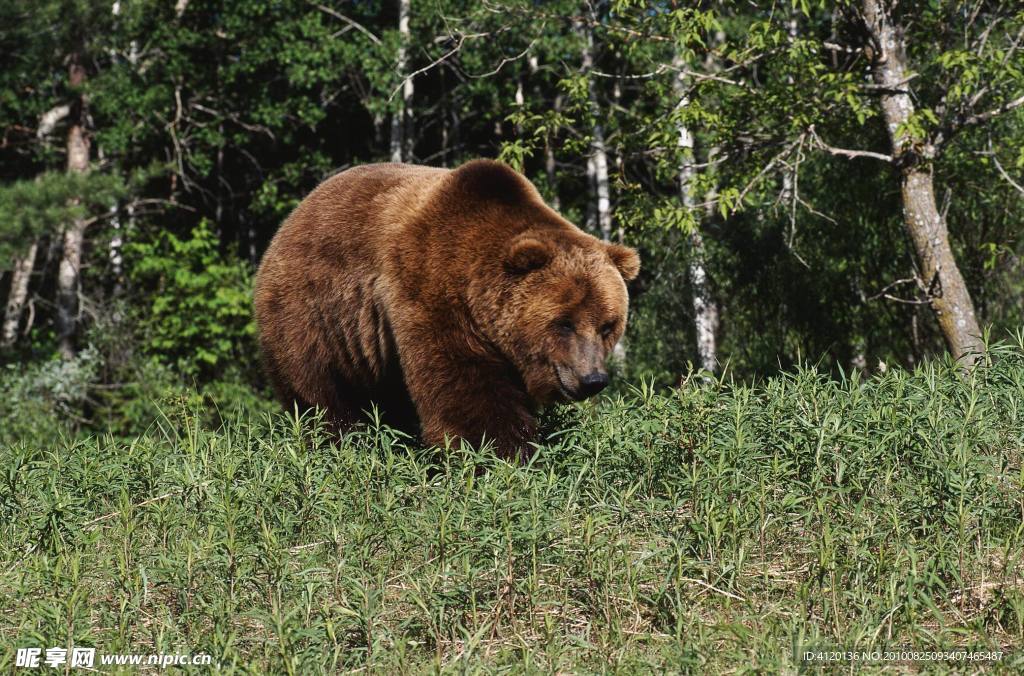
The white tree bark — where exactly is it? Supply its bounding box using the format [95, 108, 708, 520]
[591, 128, 612, 241]
[514, 75, 525, 137]
[862, 0, 984, 365]
[545, 134, 560, 211]
[527, 55, 561, 211]
[580, 23, 612, 242]
[584, 153, 597, 232]
[545, 96, 561, 211]
[36, 104, 70, 139]
[578, 20, 622, 361]
[57, 60, 91, 360]
[687, 230, 718, 374]
[2, 242, 38, 347]
[389, 0, 412, 162]
[780, 16, 798, 217]
[108, 204, 123, 295]
[673, 54, 719, 374]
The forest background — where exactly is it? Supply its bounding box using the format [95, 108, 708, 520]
[1, 0, 1022, 434]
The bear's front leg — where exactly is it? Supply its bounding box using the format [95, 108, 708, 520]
[418, 373, 537, 462]
[396, 331, 538, 461]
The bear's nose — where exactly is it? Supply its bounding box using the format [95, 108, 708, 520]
[578, 371, 609, 398]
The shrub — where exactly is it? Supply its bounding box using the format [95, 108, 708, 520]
[0, 346, 100, 443]
[126, 219, 256, 381]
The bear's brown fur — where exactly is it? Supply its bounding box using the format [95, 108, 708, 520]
[254, 159, 639, 459]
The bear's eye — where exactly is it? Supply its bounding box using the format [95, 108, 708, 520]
[600, 321, 617, 338]
[555, 318, 575, 335]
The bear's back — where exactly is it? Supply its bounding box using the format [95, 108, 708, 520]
[254, 164, 452, 408]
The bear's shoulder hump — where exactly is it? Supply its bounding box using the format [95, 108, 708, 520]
[446, 159, 536, 206]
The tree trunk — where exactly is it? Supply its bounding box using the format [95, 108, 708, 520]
[591, 125, 612, 242]
[613, 81, 626, 243]
[440, 65, 449, 166]
[373, 112, 384, 148]
[57, 58, 91, 360]
[578, 20, 623, 362]
[529, 54, 561, 211]
[514, 74, 525, 137]
[108, 204, 123, 296]
[687, 230, 718, 373]
[2, 241, 38, 347]
[451, 104, 460, 161]
[545, 95, 561, 211]
[584, 154, 597, 232]
[673, 55, 719, 373]
[863, 0, 984, 364]
[37, 104, 70, 139]
[544, 136, 559, 210]
[389, 0, 412, 162]
[580, 23, 612, 242]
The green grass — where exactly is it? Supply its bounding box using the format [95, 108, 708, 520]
[2, 340, 1024, 673]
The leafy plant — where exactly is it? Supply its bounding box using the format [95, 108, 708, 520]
[126, 220, 256, 380]
[0, 172, 125, 265]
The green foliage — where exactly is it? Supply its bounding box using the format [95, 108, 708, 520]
[0, 314, 275, 441]
[0, 172, 125, 265]
[4, 0, 1023, 380]
[126, 220, 256, 380]
[0, 347, 100, 444]
[2, 342, 1024, 670]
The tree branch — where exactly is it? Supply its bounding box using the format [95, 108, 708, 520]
[808, 125, 893, 163]
[468, 38, 536, 78]
[387, 32, 486, 102]
[981, 144, 1024, 197]
[37, 104, 71, 138]
[311, 2, 381, 45]
[822, 41, 862, 54]
[960, 93, 1024, 128]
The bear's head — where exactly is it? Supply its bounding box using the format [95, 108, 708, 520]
[446, 159, 640, 404]
[493, 231, 640, 404]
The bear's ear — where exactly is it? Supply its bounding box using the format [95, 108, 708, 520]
[505, 236, 552, 274]
[606, 243, 640, 282]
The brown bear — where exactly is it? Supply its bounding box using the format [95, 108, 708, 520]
[253, 159, 639, 460]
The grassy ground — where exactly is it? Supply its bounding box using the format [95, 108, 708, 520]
[2, 342, 1024, 673]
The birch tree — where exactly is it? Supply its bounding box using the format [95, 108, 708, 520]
[2, 242, 37, 347]
[858, 0, 984, 364]
[670, 2, 1023, 368]
[1, 172, 122, 350]
[56, 56, 92, 359]
[390, 0, 413, 162]
[529, 54, 562, 211]
[672, 53, 719, 373]
[579, 20, 613, 243]
[0, 98, 57, 345]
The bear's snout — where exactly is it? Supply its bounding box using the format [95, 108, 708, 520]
[578, 371, 609, 398]
[555, 363, 610, 401]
